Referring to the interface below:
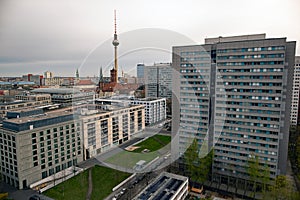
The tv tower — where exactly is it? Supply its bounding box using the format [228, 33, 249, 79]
[112, 10, 119, 83]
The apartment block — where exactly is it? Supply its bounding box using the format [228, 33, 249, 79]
[172, 34, 296, 183]
[290, 56, 300, 125]
[144, 63, 172, 98]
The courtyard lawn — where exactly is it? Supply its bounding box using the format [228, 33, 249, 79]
[44, 165, 131, 200]
[132, 134, 171, 153]
[91, 165, 131, 200]
[104, 150, 159, 169]
[44, 170, 88, 200]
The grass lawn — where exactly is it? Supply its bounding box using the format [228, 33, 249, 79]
[44, 166, 131, 200]
[91, 165, 131, 200]
[44, 170, 88, 200]
[104, 150, 159, 168]
[104, 135, 170, 169]
[132, 134, 171, 153]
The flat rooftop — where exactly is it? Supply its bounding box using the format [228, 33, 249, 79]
[5, 104, 142, 124]
[134, 172, 188, 200]
[5, 108, 74, 124]
[31, 88, 81, 94]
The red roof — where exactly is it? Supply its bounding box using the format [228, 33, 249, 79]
[101, 82, 139, 92]
[76, 79, 94, 85]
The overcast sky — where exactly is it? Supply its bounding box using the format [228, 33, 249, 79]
[0, 0, 299, 77]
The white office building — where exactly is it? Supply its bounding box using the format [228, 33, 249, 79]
[290, 56, 300, 125]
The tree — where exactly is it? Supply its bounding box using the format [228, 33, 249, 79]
[296, 137, 300, 171]
[247, 154, 271, 197]
[260, 163, 270, 194]
[247, 154, 260, 195]
[184, 138, 214, 186]
[263, 175, 300, 200]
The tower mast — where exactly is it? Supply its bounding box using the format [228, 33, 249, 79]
[112, 9, 119, 83]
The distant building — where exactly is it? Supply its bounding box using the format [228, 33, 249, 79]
[44, 71, 53, 79]
[0, 82, 12, 90]
[137, 63, 145, 79]
[290, 56, 300, 125]
[15, 93, 51, 102]
[42, 77, 64, 86]
[133, 172, 188, 200]
[144, 63, 172, 98]
[74, 79, 97, 92]
[22, 74, 43, 85]
[0, 94, 51, 119]
[31, 88, 95, 107]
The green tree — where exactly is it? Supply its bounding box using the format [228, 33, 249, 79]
[296, 137, 300, 170]
[247, 154, 260, 196]
[184, 138, 214, 186]
[263, 175, 300, 200]
[260, 163, 270, 194]
[247, 154, 271, 197]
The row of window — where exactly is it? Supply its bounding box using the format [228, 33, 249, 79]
[218, 68, 283, 73]
[217, 53, 284, 60]
[217, 61, 284, 66]
[217, 46, 285, 53]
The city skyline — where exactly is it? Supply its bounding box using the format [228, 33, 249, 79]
[0, 0, 299, 77]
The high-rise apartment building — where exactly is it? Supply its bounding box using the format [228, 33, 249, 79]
[137, 63, 145, 78]
[172, 34, 296, 183]
[145, 63, 172, 98]
[290, 56, 300, 125]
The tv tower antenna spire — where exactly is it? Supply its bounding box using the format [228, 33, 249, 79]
[112, 9, 119, 83]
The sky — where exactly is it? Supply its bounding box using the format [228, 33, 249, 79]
[0, 0, 299, 77]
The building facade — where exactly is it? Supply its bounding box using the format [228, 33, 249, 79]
[44, 71, 53, 79]
[137, 63, 145, 78]
[172, 34, 296, 183]
[80, 104, 145, 159]
[0, 95, 51, 120]
[130, 98, 166, 125]
[0, 103, 145, 189]
[22, 74, 43, 86]
[290, 56, 300, 125]
[96, 97, 166, 126]
[31, 88, 95, 107]
[144, 63, 172, 98]
[0, 108, 83, 189]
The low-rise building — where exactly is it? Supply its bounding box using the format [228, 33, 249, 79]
[0, 94, 52, 119]
[133, 172, 188, 200]
[31, 88, 95, 107]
